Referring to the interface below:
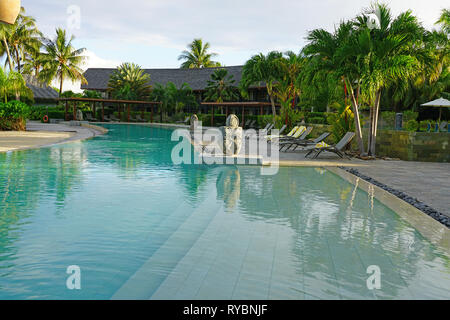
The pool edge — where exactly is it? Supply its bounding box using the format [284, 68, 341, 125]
[327, 166, 449, 253]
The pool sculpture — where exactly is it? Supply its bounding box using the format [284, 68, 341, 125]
[190, 114, 199, 132]
[220, 114, 243, 156]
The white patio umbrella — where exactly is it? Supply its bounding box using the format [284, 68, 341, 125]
[421, 97, 450, 124]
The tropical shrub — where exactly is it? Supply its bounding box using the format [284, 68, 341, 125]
[308, 117, 326, 124]
[327, 105, 355, 143]
[405, 119, 419, 132]
[0, 101, 31, 130]
[402, 111, 419, 123]
[381, 111, 396, 129]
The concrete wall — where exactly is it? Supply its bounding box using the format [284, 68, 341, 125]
[306, 124, 450, 162]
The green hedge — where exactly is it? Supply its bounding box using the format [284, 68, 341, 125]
[0, 101, 30, 130]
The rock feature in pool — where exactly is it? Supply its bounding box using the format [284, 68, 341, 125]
[219, 114, 243, 156]
[343, 167, 449, 227]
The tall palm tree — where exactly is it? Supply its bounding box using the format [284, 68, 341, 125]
[39, 28, 86, 96]
[356, 4, 423, 155]
[303, 20, 369, 154]
[436, 8, 450, 35]
[178, 39, 220, 69]
[205, 68, 239, 102]
[22, 41, 44, 79]
[240, 51, 283, 119]
[107, 63, 151, 100]
[7, 10, 42, 74]
[0, 23, 14, 71]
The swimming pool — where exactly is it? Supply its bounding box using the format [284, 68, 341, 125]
[0, 124, 448, 299]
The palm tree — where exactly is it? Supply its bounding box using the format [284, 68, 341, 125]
[22, 41, 44, 79]
[0, 66, 30, 103]
[178, 39, 220, 69]
[436, 8, 450, 35]
[356, 4, 423, 155]
[303, 20, 367, 154]
[205, 68, 239, 102]
[7, 10, 42, 74]
[39, 28, 86, 96]
[240, 51, 283, 119]
[0, 23, 14, 71]
[107, 63, 151, 100]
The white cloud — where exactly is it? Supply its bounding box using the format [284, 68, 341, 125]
[24, 0, 448, 69]
[82, 50, 121, 69]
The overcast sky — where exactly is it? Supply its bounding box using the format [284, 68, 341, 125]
[20, 0, 448, 91]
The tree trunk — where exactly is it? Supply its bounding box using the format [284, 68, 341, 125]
[369, 90, 382, 156]
[345, 78, 365, 155]
[266, 83, 277, 120]
[2, 36, 14, 71]
[368, 103, 374, 155]
[59, 75, 64, 97]
[14, 45, 20, 74]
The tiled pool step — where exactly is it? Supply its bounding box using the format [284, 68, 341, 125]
[111, 190, 223, 299]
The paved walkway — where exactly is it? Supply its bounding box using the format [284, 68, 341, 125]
[351, 160, 450, 218]
[0, 122, 105, 153]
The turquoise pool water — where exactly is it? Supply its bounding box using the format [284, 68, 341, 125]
[0, 124, 448, 300]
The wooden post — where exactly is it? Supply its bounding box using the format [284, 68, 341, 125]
[102, 102, 105, 122]
[226, 106, 229, 118]
[127, 104, 130, 122]
[211, 105, 214, 127]
[151, 105, 154, 123]
[242, 105, 245, 127]
[141, 105, 145, 119]
[93, 102, 96, 120]
[260, 105, 263, 116]
[73, 102, 77, 121]
[118, 104, 121, 121]
[65, 101, 68, 121]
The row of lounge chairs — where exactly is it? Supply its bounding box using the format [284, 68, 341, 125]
[274, 125, 355, 159]
[244, 124, 355, 159]
[85, 113, 149, 122]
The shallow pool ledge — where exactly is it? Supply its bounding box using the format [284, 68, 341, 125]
[328, 167, 449, 252]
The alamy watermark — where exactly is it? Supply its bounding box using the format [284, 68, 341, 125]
[170, 122, 280, 176]
[66, 265, 81, 290]
[366, 265, 381, 290]
[67, 5, 81, 31]
[366, 7, 381, 30]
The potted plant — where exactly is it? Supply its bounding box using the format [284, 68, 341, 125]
[0, 0, 21, 25]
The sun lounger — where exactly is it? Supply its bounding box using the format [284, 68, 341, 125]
[103, 115, 111, 122]
[267, 125, 302, 141]
[85, 113, 97, 122]
[245, 123, 273, 139]
[305, 132, 355, 159]
[279, 127, 313, 151]
[278, 126, 308, 142]
[136, 114, 147, 122]
[268, 124, 286, 137]
[280, 132, 331, 152]
[110, 114, 120, 122]
[176, 116, 190, 124]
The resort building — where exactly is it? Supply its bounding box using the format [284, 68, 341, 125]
[25, 75, 59, 106]
[81, 66, 272, 114]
